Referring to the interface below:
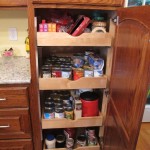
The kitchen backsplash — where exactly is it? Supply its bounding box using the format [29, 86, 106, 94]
[0, 10, 28, 57]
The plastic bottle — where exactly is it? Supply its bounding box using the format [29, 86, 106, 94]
[45, 134, 56, 149]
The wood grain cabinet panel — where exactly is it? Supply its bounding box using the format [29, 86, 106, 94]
[0, 0, 27, 7]
[32, 0, 124, 6]
[0, 87, 28, 108]
[0, 108, 32, 140]
[0, 139, 33, 150]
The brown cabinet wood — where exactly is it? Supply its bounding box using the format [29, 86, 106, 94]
[0, 139, 33, 150]
[0, 108, 32, 139]
[0, 87, 29, 108]
[0, 0, 27, 7]
[27, 1, 150, 149]
[32, 0, 124, 7]
[104, 6, 150, 150]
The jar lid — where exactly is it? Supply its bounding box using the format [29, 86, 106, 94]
[46, 134, 55, 141]
[56, 135, 65, 143]
[80, 91, 98, 101]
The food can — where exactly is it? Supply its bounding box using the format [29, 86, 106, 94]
[61, 68, 72, 79]
[66, 138, 74, 149]
[65, 107, 74, 120]
[52, 67, 61, 78]
[76, 135, 86, 147]
[44, 107, 55, 119]
[73, 68, 84, 80]
[42, 69, 51, 78]
[84, 68, 94, 77]
[55, 107, 64, 119]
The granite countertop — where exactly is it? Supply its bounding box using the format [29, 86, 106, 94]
[0, 57, 31, 84]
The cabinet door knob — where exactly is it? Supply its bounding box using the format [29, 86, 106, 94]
[0, 125, 10, 128]
[0, 98, 6, 101]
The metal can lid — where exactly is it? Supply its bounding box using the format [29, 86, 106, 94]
[80, 91, 98, 101]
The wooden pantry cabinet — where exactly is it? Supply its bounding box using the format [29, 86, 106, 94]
[27, 1, 150, 149]
[0, 85, 33, 150]
[31, 0, 124, 7]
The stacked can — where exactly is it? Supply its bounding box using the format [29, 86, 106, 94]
[43, 91, 74, 120]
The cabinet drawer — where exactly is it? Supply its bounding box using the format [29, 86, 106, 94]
[0, 87, 28, 108]
[0, 0, 27, 7]
[0, 108, 32, 140]
[0, 139, 33, 150]
[32, 0, 124, 7]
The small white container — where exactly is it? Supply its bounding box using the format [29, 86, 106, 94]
[45, 134, 56, 149]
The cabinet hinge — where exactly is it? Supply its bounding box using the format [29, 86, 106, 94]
[112, 16, 119, 26]
[99, 137, 104, 150]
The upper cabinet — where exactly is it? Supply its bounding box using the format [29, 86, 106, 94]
[32, 0, 124, 7]
[0, 0, 27, 7]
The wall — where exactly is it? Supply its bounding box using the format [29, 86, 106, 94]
[0, 10, 28, 56]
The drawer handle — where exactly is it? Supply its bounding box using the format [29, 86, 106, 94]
[0, 125, 10, 128]
[0, 98, 6, 101]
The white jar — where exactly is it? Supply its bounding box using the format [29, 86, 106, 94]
[45, 134, 56, 149]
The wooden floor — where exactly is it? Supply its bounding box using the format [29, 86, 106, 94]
[136, 123, 150, 150]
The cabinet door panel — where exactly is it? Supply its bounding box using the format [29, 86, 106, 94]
[104, 6, 150, 150]
[0, 139, 33, 150]
[0, 108, 32, 139]
[0, 0, 27, 7]
[32, 0, 124, 6]
[0, 87, 29, 108]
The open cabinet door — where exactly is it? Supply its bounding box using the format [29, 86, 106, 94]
[104, 6, 150, 150]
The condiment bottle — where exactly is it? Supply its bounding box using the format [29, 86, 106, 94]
[45, 134, 56, 149]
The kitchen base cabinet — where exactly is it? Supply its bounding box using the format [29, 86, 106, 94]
[27, 1, 150, 149]
[0, 84, 33, 149]
[0, 139, 33, 150]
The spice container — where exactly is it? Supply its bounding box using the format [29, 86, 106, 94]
[45, 134, 56, 149]
[56, 134, 66, 148]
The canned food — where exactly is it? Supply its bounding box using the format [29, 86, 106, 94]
[84, 69, 94, 77]
[61, 68, 72, 79]
[66, 138, 74, 149]
[42, 69, 51, 78]
[55, 107, 64, 119]
[65, 107, 74, 120]
[73, 68, 84, 80]
[52, 67, 61, 78]
[76, 135, 86, 147]
[44, 107, 55, 119]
